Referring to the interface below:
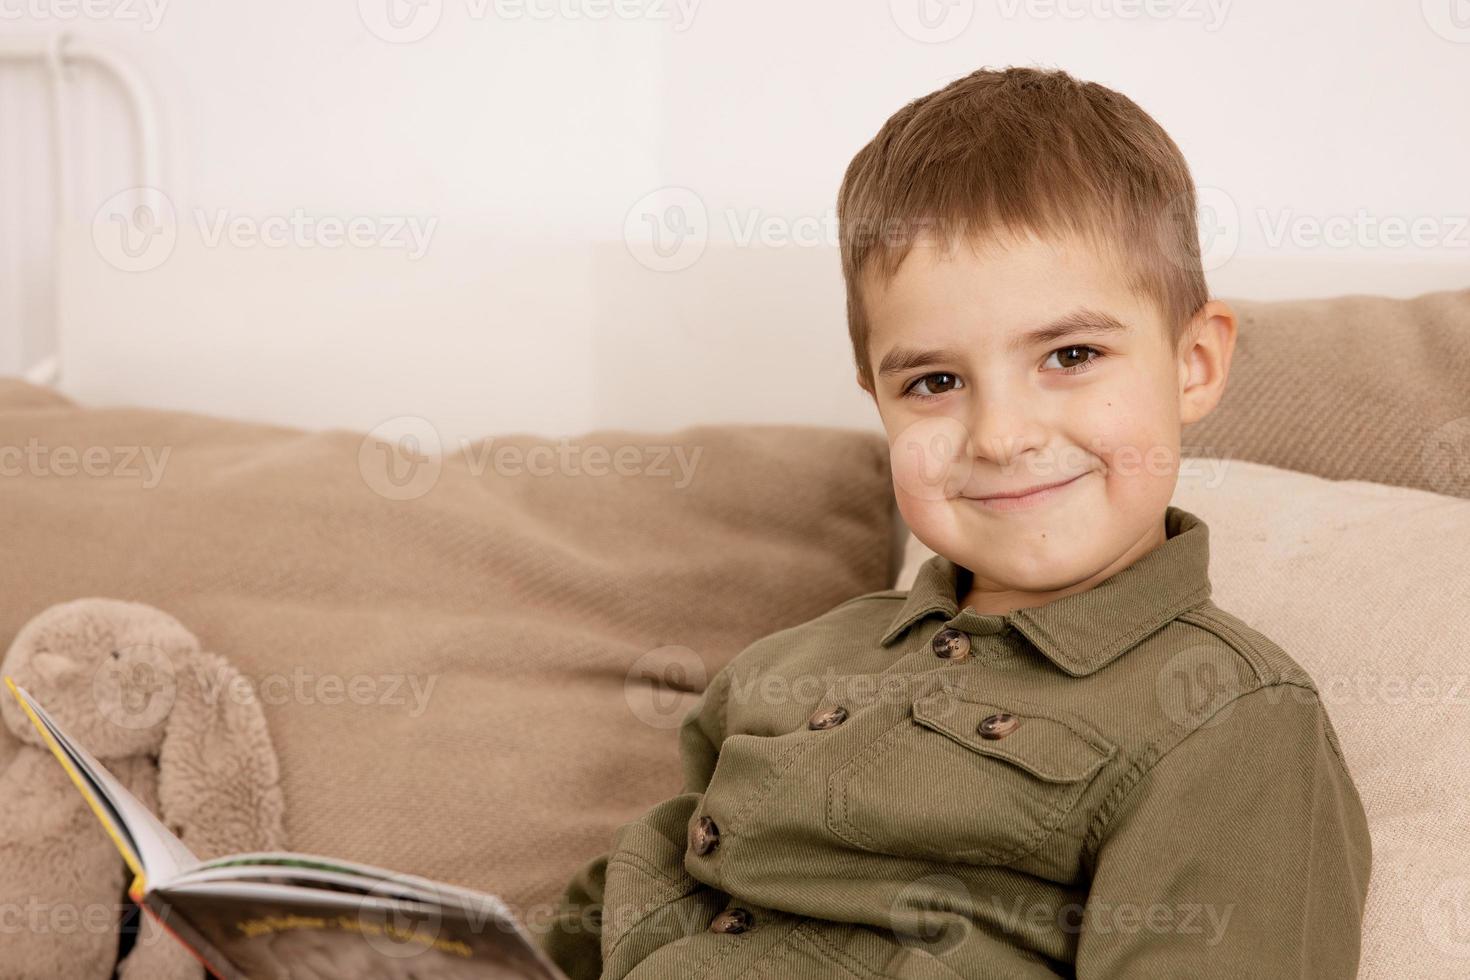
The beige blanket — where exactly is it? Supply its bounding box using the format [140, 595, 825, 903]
[0, 379, 896, 919]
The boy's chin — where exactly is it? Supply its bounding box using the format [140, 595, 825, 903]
[955, 552, 1104, 599]
[907, 506, 1111, 588]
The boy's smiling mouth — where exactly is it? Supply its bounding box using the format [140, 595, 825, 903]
[961, 470, 1091, 512]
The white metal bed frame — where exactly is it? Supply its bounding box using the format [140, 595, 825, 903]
[0, 32, 161, 386]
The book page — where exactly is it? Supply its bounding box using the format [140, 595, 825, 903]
[169, 863, 446, 906]
[4, 679, 199, 887]
[179, 852, 509, 911]
[155, 880, 570, 980]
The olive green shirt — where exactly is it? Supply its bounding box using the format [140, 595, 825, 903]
[539, 505, 1372, 979]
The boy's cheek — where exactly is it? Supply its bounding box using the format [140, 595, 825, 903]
[1086, 414, 1183, 487]
[887, 414, 974, 504]
[893, 489, 967, 565]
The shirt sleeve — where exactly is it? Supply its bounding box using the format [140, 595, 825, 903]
[537, 667, 732, 979]
[1074, 682, 1373, 979]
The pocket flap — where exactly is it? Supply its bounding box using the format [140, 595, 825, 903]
[911, 691, 1113, 783]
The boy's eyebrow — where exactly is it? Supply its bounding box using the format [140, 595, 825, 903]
[875, 308, 1132, 378]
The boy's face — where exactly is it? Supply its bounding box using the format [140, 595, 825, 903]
[862, 229, 1230, 612]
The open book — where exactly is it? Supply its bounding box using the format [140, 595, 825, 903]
[4, 678, 570, 980]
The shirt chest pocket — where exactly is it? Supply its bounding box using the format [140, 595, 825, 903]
[825, 691, 1115, 866]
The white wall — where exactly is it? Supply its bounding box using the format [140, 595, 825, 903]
[4, 1, 1468, 436]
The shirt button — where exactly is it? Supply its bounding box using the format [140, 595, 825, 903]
[709, 908, 753, 934]
[978, 712, 1021, 739]
[807, 705, 849, 730]
[931, 628, 972, 661]
[690, 815, 720, 855]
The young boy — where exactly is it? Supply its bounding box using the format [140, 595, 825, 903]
[538, 66, 1372, 979]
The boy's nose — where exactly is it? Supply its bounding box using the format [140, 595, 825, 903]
[962, 393, 1047, 469]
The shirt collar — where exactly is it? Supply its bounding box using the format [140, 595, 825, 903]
[880, 505, 1213, 677]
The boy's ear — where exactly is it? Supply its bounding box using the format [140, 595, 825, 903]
[1177, 299, 1238, 426]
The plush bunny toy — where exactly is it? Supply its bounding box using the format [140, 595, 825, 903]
[0, 598, 288, 980]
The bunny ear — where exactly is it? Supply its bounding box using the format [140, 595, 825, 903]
[157, 652, 287, 859]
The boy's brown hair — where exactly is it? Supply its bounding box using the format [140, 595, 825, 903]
[837, 66, 1209, 393]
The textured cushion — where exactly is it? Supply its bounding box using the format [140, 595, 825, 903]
[0, 378, 896, 917]
[897, 460, 1470, 979]
[1187, 288, 1470, 498]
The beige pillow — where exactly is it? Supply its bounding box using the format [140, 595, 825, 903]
[0, 380, 897, 918]
[897, 460, 1470, 978]
[1185, 288, 1470, 498]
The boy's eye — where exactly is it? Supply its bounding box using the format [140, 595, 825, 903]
[1044, 345, 1104, 374]
[903, 372, 964, 399]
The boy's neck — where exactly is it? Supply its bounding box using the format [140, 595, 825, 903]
[956, 514, 1170, 616]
